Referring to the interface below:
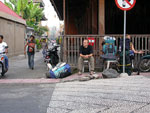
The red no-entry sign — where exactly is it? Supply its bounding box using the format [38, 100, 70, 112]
[115, 0, 136, 11]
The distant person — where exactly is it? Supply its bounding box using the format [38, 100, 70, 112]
[24, 35, 36, 70]
[0, 35, 9, 70]
[40, 38, 48, 58]
[78, 39, 94, 75]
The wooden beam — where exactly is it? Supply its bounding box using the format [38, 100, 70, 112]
[63, 0, 66, 35]
[98, 0, 105, 35]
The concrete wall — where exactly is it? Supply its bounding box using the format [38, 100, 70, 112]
[0, 18, 25, 56]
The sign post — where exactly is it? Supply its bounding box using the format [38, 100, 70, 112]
[115, 0, 136, 74]
[123, 10, 126, 73]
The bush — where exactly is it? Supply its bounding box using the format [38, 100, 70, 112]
[56, 37, 63, 44]
[35, 39, 42, 50]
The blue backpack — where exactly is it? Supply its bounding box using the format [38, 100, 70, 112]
[49, 63, 71, 78]
[101, 36, 117, 60]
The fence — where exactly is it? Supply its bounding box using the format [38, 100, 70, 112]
[60, 35, 150, 68]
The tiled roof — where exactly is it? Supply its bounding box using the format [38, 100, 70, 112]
[0, 1, 25, 21]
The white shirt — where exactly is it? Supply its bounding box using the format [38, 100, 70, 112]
[0, 42, 8, 53]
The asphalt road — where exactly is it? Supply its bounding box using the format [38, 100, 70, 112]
[0, 51, 56, 113]
[0, 83, 55, 113]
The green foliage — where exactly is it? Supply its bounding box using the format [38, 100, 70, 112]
[35, 39, 42, 50]
[35, 26, 49, 36]
[56, 37, 63, 44]
[4, 0, 14, 10]
[4, 0, 47, 36]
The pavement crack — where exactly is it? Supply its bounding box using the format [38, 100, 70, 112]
[96, 107, 110, 113]
[130, 103, 150, 113]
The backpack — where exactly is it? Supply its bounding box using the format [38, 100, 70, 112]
[119, 51, 132, 75]
[101, 36, 117, 60]
[28, 41, 35, 53]
[47, 63, 71, 78]
[120, 38, 131, 51]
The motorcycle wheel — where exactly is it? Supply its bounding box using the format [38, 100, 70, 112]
[138, 59, 150, 72]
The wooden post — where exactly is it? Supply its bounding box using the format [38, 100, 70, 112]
[98, 0, 105, 35]
[63, 0, 67, 61]
[92, 0, 98, 34]
[148, 38, 150, 51]
[63, 0, 66, 35]
[98, 0, 105, 55]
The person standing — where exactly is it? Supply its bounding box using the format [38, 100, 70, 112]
[40, 38, 48, 58]
[24, 35, 36, 70]
[78, 39, 95, 75]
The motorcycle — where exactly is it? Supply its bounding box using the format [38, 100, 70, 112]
[138, 54, 150, 73]
[0, 53, 8, 77]
[45, 45, 59, 70]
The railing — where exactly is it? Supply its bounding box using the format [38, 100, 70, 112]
[60, 35, 150, 68]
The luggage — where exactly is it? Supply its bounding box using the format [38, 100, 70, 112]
[47, 63, 71, 78]
[101, 36, 117, 60]
[120, 38, 131, 51]
[102, 69, 119, 78]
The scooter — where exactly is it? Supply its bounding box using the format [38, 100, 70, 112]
[0, 53, 8, 77]
[45, 45, 59, 70]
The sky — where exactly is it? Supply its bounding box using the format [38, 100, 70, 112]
[0, 0, 63, 29]
[42, 0, 63, 29]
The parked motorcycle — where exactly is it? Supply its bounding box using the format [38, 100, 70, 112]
[0, 53, 8, 77]
[138, 54, 150, 72]
[45, 45, 59, 70]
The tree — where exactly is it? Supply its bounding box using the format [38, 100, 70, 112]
[4, 0, 28, 16]
[23, 1, 44, 27]
[4, 0, 47, 36]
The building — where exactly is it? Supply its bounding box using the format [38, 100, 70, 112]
[0, 1, 26, 56]
[50, 0, 150, 68]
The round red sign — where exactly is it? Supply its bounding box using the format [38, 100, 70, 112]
[115, 0, 136, 11]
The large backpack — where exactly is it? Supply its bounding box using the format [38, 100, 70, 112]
[119, 51, 132, 75]
[47, 63, 71, 78]
[120, 38, 131, 51]
[101, 36, 117, 60]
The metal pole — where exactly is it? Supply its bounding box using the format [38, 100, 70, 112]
[123, 11, 126, 73]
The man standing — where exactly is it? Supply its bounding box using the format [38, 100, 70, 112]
[0, 35, 8, 71]
[24, 35, 36, 70]
[78, 39, 94, 75]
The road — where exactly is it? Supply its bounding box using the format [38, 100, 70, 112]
[0, 51, 56, 113]
[0, 84, 55, 113]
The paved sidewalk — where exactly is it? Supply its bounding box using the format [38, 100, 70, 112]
[47, 75, 150, 113]
[0, 70, 149, 84]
